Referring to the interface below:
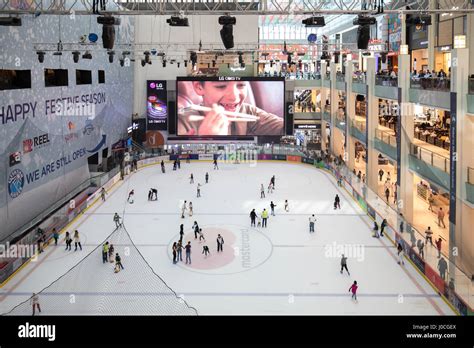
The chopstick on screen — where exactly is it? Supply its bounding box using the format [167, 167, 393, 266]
[182, 104, 260, 121]
[187, 115, 257, 122]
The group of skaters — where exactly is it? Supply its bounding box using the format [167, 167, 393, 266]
[180, 201, 194, 218]
[102, 241, 124, 273]
[171, 221, 225, 264]
[189, 172, 208, 197]
[260, 175, 276, 198]
[36, 227, 82, 254]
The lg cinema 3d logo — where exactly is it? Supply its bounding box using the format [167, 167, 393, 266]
[8, 168, 25, 199]
[23, 133, 50, 154]
[149, 82, 163, 90]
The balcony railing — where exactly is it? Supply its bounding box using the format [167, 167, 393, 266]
[324, 71, 331, 80]
[336, 73, 345, 82]
[468, 167, 474, 185]
[257, 72, 321, 80]
[352, 119, 366, 133]
[375, 128, 396, 147]
[375, 75, 398, 87]
[410, 143, 450, 173]
[469, 77, 474, 95]
[352, 73, 366, 84]
[410, 77, 450, 92]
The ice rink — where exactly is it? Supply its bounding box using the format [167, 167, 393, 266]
[0, 161, 455, 315]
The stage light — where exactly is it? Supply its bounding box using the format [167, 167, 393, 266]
[37, 51, 45, 63]
[219, 16, 236, 49]
[357, 25, 370, 50]
[190, 52, 197, 67]
[82, 51, 92, 59]
[72, 51, 80, 63]
[302, 17, 325, 27]
[108, 51, 115, 63]
[97, 16, 120, 49]
[167, 16, 189, 26]
[184, 60, 188, 67]
[119, 58, 124, 67]
[141, 59, 146, 67]
[144, 51, 151, 64]
[162, 59, 167, 68]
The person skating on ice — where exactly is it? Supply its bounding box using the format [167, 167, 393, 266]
[284, 200, 289, 212]
[380, 219, 387, 237]
[148, 189, 153, 201]
[213, 159, 219, 170]
[260, 184, 265, 198]
[185, 241, 192, 264]
[397, 243, 405, 265]
[348, 281, 358, 301]
[108, 244, 115, 263]
[113, 213, 121, 228]
[198, 228, 205, 242]
[177, 158, 181, 169]
[181, 201, 187, 219]
[100, 187, 107, 201]
[309, 214, 316, 233]
[127, 189, 134, 203]
[115, 253, 124, 272]
[161, 160, 165, 173]
[31, 293, 41, 316]
[73, 230, 82, 251]
[217, 234, 224, 252]
[267, 182, 273, 194]
[177, 240, 184, 262]
[193, 221, 199, 239]
[197, 183, 201, 197]
[417, 239, 425, 259]
[334, 194, 341, 209]
[202, 245, 211, 257]
[53, 228, 59, 246]
[64, 231, 72, 251]
[340, 254, 350, 275]
[188, 201, 193, 216]
[270, 201, 276, 216]
[151, 188, 158, 201]
[271, 175, 275, 189]
[102, 242, 109, 263]
[372, 221, 379, 238]
[172, 242, 178, 264]
[250, 209, 257, 227]
[205, 172, 209, 184]
[261, 209, 269, 228]
[179, 224, 184, 243]
[190, 173, 194, 184]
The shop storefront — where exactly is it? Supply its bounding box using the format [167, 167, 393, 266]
[294, 88, 321, 113]
[413, 105, 451, 151]
[293, 122, 322, 150]
[408, 23, 429, 72]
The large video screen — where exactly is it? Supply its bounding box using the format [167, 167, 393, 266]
[176, 77, 285, 136]
[147, 80, 168, 130]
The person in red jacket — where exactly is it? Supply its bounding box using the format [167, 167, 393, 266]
[349, 281, 358, 301]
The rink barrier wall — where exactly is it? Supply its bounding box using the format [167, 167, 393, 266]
[0, 167, 128, 289]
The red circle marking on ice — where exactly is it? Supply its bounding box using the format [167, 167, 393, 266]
[182, 227, 236, 270]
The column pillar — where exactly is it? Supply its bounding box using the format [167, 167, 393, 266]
[398, 53, 415, 224]
[330, 61, 339, 157]
[365, 57, 378, 191]
[428, 0, 437, 71]
[346, 61, 355, 170]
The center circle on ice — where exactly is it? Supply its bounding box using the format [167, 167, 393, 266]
[170, 225, 273, 274]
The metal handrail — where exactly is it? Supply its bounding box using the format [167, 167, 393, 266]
[375, 128, 396, 147]
[468, 167, 474, 185]
[469, 77, 474, 95]
[410, 143, 450, 173]
[375, 75, 398, 87]
[410, 77, 450, 92]
[352, 73, 366, 84]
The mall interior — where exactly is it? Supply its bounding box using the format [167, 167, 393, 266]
[0, 0, 473, 316]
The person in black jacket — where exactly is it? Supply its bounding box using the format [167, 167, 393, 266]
[250, 209, 257, 227]
[115, 253, 124, 271]
[380, 219, 387, 237]
[217, 234, 224, 252]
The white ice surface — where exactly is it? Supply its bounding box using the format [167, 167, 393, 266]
[0, 161, 455, 315]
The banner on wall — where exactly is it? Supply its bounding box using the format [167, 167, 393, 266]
[146, 80, 168, 131]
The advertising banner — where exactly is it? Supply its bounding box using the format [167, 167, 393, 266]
[198, 154, 214, 161]
[302, 157, 314, 165]
[367, 204, 376, 220]
[146, 80, 168, 131]
[258, 154, 272, 160]
[425, 265, 446, 294]
[286, 155, 301, 162]
[272, 154, 287, 161]
[444, 286, 468, 316]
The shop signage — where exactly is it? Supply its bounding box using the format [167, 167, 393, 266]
[294, 124, 321, 129]
[439, 46, 451, 51]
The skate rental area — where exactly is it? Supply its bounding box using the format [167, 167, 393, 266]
[1, 0, 473, 345]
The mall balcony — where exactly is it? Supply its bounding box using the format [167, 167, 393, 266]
[375, 75, 399, 100]
[352, 72, 367, 95]
[335, 72, 346, 91]
[349, 119, 367, 144]
[374, 128, 397, 161]
[323, 71, 331, 88]
[322, 104, 331, 123]
[467, 167, 474, 205]
[335, 111, 346, 133]
[409, 143, 450, 191]
[409, 77, 451, 109]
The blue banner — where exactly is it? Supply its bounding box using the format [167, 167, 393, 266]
[449, 92, 456, 224]
[272, 154, 286, 161]
[396, 87, 402, 185]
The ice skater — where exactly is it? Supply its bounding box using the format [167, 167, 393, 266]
[73, 230, 82, 251]
[31, 293, 41, 316]
[185, 241, 192, 264]
[172, 242, 178, 264]
[177, 240, 184, 262]
[108, 244, 115, 263]
[161, 160, 165, 173]
[173, 160, 177, 171]
[197, 183, 201, 197]
[205, 172, 209, 184]
[284, 200, 289, 212]
[261, 209, 268, 228]
[151, 188, 158, 201]
[334, 194, 341, 209]
[268, 182, 273, 194]
[372, 221, 379, 238]
[213, 159, 219, 170]
[53, 228, 59, 246]
[250, 209, 257, 227]
[309, 214, 316, 233]
[127, 189, 134, 204]
[102, 242, 109, 263]
[181, 201, 187, 219]
[417, 239, 425, 259]
[113, 213, 121, 228]
[190, 173, 194, 184]
[64, 231, 72, 251]
[198, 228, 205, 242]
[148, 189, 153, 201]
[380, 219, 387, 237]
[193, 221, 199, 239]
[202, 245, 211, 257]
[188, 201, 193, 216]
[115, 253, 124, 272]
[348, 281, 358, 301]
[100, 187, 107, 201]
[271, 175, 275, 189]
[397, 243, 405, 265]
[260, 184, 265, 198]
[340, 254, 350, 275]
[217, 234, 224, 252]
[179, 224, 184, 242]
[270, 201, 276, 216]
